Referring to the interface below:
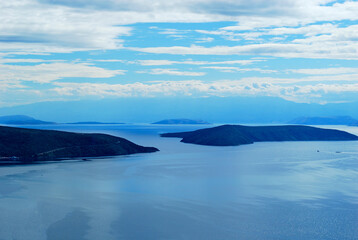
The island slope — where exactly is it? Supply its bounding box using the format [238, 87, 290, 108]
[161, 124, 358, 146]
[0, 126, 158, 162]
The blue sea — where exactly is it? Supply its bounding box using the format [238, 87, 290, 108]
[0, 124, 358, 240]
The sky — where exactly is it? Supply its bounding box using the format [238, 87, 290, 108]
[1, 0, 358, 107]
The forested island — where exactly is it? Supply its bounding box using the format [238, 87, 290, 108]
[161, 124, 358, 146]
[0, 126, 158, 163]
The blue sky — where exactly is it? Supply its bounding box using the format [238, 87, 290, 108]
[1, 0, 358, 107]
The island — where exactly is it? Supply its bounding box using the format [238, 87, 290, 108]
[153, 119, 209, 125]
[0, 115, 55, 125]
[0, 125, 158, 163]
[161, 124, 358, 146]
[288, 116, 358, 126]
[67, 121, 124, 125]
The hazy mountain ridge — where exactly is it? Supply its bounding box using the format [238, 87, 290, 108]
[2, 97, 358, 123]
[0, 115, 125, 125]
[288, 116, 358, 126]
[0, 115, 55, 125]
[161, 125, 358, 146]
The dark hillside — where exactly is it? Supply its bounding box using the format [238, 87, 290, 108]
[0, 126, 158, 162]
[161, 125, 358, 146]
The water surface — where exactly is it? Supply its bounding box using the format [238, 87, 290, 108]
[0, 124, 358, 240]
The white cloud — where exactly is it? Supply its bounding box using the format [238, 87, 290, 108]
[0, 58, 64, 63]
[265, 23, 338, 36]
[195, 37, 214, 43]
[49, 79, 358, 104]
[93, 59, 126, 63]
[131, 41, 358, 59]
[0, 80, 26, 90]
[0, 0, 132, 53]
[158, 29, 190, 37]
[289, 67, 358, 75]
[220, 1, 358, 29]
[135, 60, 176, 66]
[209, 23, 340, 42]
[241, 74, 358, 84]
[292, 25, 358, 44]
[38, 0, 358, 28]
[1, 0, 358, 53]
[137, 68, 206, 76]
[0, 62, 124, 83]
[52, 81, 209, 97]
[2, 0, 358, 106]
[134, 59, 262, 66]
[202, 66, 277, 73]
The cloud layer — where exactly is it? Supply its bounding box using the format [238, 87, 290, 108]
[1, 0, 358, 53]
[1, 0, 358, 107]
[0, 62, 123, 83]
[49, 79, 358, 104]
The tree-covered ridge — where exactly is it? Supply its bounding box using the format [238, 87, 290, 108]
[161, 125, 358, 146]
[0, 126, 158, 162]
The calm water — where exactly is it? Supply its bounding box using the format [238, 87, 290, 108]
[1, 124, 358, 240]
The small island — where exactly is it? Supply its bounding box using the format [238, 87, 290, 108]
[0, 125, 158, 163]
[67, 121, 124, 125]
[161, 124, 358, 146]
[153, 119, 209, 125]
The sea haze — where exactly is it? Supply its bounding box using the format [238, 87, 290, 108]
[1, 124, 358, 240]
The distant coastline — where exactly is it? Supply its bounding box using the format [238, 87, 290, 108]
[288, 116, 358, 126]
[153, 119, 210, 125]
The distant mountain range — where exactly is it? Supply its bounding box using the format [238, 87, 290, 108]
[288, 116, 358, 126]
[2, 113, 358, 127]
[161, 125, 358, 146]
[0, 115, 55, 125]
[0, 125, 158, 163]
[2, 97, 358, 123]
[0, 115, 125, 125]
[152, 119, 209, 124]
